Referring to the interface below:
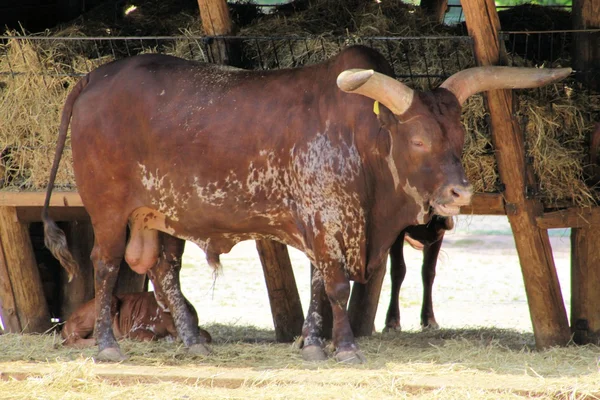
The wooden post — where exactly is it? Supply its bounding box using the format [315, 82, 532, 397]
[572, 0, 600, 91]
[197, 0, 242, 66]
[0, 207, 51, 333]
[347, 260, 387, 337]
[0, 227, 21, 332]
[59, 221, 95, 320]
[461, 0, 570, 349]
[115, 260, 148, 295]
[571, 226, 600, 344]
[420, 0, 448, 24]
[256, 240, 304, 342]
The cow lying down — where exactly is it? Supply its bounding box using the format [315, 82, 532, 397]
[61, 291, 212, 347]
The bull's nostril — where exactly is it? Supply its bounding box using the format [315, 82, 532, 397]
[451, 189, 461, 198]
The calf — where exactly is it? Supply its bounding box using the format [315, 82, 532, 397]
[384, 216, 453, 332]
[61, 291, 212, 347]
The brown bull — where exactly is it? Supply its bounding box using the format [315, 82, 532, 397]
[42, 45, 570, 363]
[61, 291, 212, 347]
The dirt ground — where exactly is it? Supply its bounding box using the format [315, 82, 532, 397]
[177, 215, 572, 334]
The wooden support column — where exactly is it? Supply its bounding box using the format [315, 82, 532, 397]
[571, 226, 600, 344]
[420, 0, 449, 25]
[572, 0, 600, 91]
[60, 221, 95, 320]
[256, 240, 304, 342]
[0, 207, 51, 333]
[197, 0, 242, 66]
[461, 0, 570, 349]
[0, 227, 21, 332]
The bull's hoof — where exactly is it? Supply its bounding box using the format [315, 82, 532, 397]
[95, 347, 127, 362]
[422, 321, 440, 330]
[382, 325, 401, 333]
[301, 345, 328, 361]
[335, 349, 366, 364]
[188, 343, 211, 356]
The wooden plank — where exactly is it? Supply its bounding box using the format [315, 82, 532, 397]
[256, 240, 304, 342]
[571, 226, 600, 345]
[537, 207, 600, 229]
[461, 0, 570, 349]
[0, 206, 51, 333]
[460, 193, 505, 215]
[0, 191, 83, 207]
[0, 224, 21, 333]
[16, 206, 89, 223]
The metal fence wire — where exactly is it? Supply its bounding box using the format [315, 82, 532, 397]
[0, 35, 476, 90]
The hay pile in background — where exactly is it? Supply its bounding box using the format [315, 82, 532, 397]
[1, 0, 598, 208]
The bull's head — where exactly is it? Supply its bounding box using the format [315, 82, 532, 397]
[337, 66, 571, 217]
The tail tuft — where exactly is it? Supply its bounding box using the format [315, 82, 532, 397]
[42, 216, 79, 281]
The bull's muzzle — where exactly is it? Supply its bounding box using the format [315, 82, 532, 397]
[431, 184, 473, 216]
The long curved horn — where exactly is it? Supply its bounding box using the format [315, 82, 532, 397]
[440, 66, 572, 106]
[337, 69, 415, 115]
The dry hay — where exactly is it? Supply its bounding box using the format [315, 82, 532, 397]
[1, 1, 599, 209]
[1, 326, 600, 399]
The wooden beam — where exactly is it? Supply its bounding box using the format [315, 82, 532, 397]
[0, 192, 83, 207]
[537, 207, 600, 230]
[571, 226, 600, 344]
[460, 193, 505, 215]
[461, 0, 570, 349]
[256, 240, 304, 342]
[0, 207, 51, 333]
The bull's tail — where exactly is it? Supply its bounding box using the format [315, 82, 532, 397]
[41, 75, 89, 282]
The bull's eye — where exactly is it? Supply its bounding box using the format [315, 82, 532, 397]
[411, 139, 424, 147]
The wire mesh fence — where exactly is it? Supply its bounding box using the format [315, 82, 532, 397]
[0, 32, 597, 207]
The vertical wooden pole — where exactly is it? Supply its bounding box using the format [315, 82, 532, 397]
[0, 227, 21, 332]
[115, 260, 147, 295]
[420, 0, 449, 24]
[256, 239, 304, 342]
[571, 226, 600, 344]
[197, 0, 241, 66]
[572, 0, 600, 91]
[347, 260, 387, 337]
[0, 207, 51, 333]
[461, 0, 570, 349]
[60, 221, 95, 320]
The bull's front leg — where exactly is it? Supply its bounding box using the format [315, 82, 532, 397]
[324, 261, 365, 363]
[299, 265, 332, 361]
[147, 233, 210, 355]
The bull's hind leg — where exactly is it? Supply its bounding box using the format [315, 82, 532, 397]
[90, 224, 128, 362]
[148, 233, 210, 356]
